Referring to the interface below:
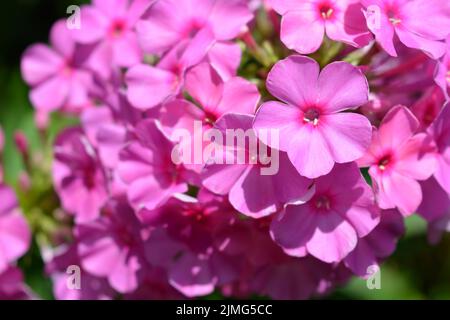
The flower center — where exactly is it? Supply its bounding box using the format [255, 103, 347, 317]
[110, 20, 126, 37]
[377, 154, 392, 171]
[318, 2, 334, 19]
[314, 195, 331, 211]
[303, 108, 321, 126]
[387, 8, 401, 25]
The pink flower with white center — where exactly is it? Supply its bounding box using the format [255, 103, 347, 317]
[428, 103, 450, 194]
[362, 0, 450, 59]
[0, 185, 31, 273]
[270, 162, 380, 263]
[53, 127, 108, 223]
[137, 0, 253, 55]
[254, 55, 372, 179]
[76, 197, 148, 294]
[21, 20, 93, 112]
[71, 0, 152, 79]
[126, 28, 215, 110]
[202, 113, 313, 218]
[343, 209, 404, 277]
[270, 0, 372, 54]
[358, 105, 436, 216]
[117, 119, 195, 211]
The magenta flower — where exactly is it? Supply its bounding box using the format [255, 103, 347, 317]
[254, 55, 372, 179]
[46, 245, 115, 300]
[417, 177, 450, 244]
[202, 113, 312, 218]
[142, 189, 248, 297]
[118, 119, 193, 211]
[71, 0, 151, 79]
[0, 267, 32, 300]
[0, 185, 31, 273]
[21, 20, 93, 112]
[362, 0, 450, 59]
[271, 162, 380, 263]
[358, 105, 436, 216]
[76, 197, 147, 293]
[428, 103, 450, 193]
[136, 0, 253, 54]
[343, 209, 404, 276]
[53, 128, 108, 223]
[270, 0, 372, 54]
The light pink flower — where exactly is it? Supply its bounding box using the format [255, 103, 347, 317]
[362, 0, 450, 59]
[254, 55, 372, 179]
[270, 0, 372, 54]
[0, 185, 31, 273]
[202, 113, 312, 218]
[21, 20, 93, 112]
[270, 162, 380, 263]
[71, 0, 152, 78]
[358, 105, 436, 216]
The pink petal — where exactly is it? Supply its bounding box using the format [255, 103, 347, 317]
[288, 125, 335, 179]
[280, 10, 324, 54]
[207, 41, 242, 80]
[112, 31, 142, 67]
[306, 211, 358, 263]
[378, 105, 419, 149]
[395, 25, 446, 60]
[126, 64, 177, 110]
[21, 44, 63, 86]
[317, 61, 369, 113]
[319, 113, 372, 164]
[30, 76, 70, 111]
[185, 63, 224, 110]
[266, 55, 319, 107]
[71, 7, 108, 43]
[208, 0, 253, 40]
[215, 77, 259, 116]
[253, 101, 302, 152]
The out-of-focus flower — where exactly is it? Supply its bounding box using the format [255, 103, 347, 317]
[53, 127, 108, 223]
[21, 20, 93, 112]
[71, 0, 152, 79]
[0, 185, 31, 273]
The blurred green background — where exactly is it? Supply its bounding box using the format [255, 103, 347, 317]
[1, 0, 449, 300]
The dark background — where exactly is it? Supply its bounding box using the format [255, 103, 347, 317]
[1, 0, 449, 300]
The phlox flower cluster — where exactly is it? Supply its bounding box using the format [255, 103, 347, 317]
[1, 0, 448, 299]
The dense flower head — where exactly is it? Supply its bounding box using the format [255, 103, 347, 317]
[8, 0, 450, 300]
